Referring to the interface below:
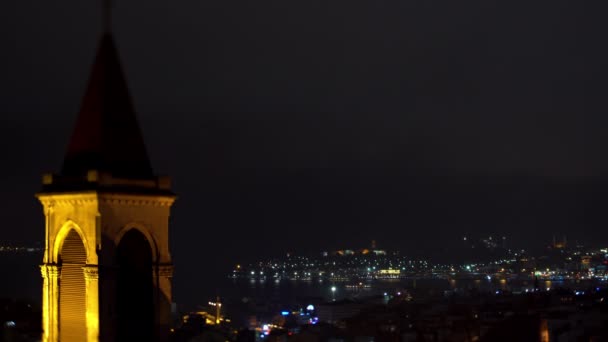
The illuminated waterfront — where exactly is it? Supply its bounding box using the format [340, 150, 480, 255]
[231, 242, 608, 285]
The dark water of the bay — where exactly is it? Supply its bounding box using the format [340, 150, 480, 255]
[200, 276, 603, 327]
[0, 252, 42, 304]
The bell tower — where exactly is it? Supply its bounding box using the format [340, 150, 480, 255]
[37, 10, 176, 342]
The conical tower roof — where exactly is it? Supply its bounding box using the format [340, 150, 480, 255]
[61, 33, 154, 179]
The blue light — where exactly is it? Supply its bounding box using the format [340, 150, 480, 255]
[281, 311, 289, 316]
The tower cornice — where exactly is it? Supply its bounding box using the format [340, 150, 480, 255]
[36, 192, 176, 208]
[36, 192, 99, 207]
[99, 193, 176, 207]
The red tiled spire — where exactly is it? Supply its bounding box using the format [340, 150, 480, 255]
[62, 33, 154, 179]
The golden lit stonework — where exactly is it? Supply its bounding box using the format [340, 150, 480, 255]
[38, 173, 176, 342]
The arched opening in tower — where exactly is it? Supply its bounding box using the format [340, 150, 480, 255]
[116, 229, 154, 341]
[59, 229, 87, 341]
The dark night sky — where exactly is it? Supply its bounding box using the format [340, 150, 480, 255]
[2, 0, 608, 304]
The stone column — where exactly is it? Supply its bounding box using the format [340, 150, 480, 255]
[153, 264, 173, 342]
[40, 264, 60, 342]
[83, 265, 100, 342]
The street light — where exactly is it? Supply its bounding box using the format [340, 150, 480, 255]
[331, 286, 336, 301]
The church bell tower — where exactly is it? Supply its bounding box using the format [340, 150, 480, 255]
[37, 8, 175, 341]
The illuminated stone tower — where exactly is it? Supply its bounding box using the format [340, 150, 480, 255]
[37, 30, 176, 342]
